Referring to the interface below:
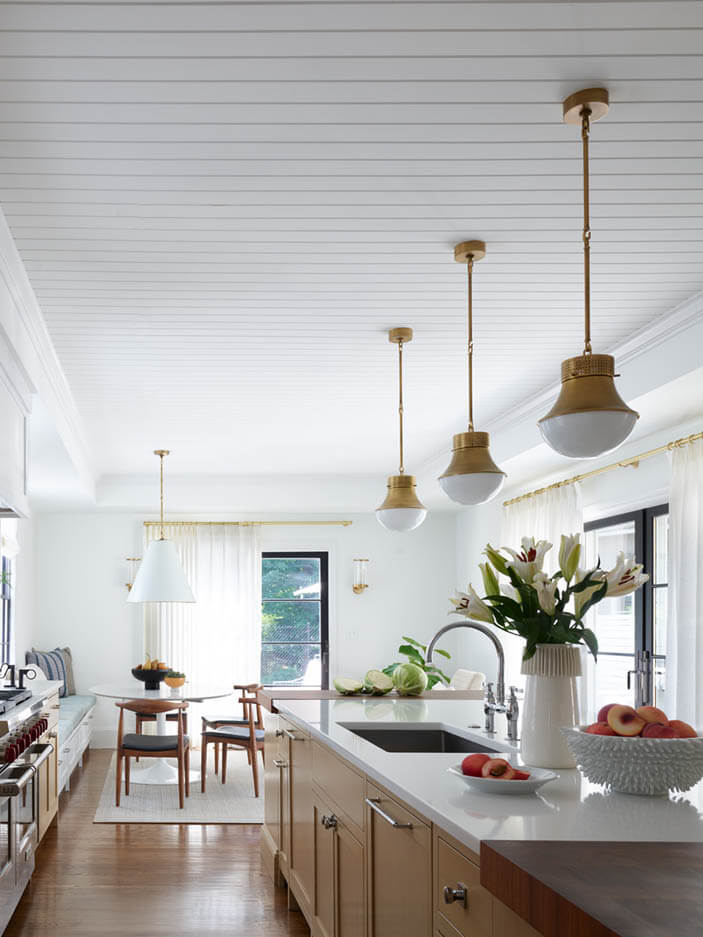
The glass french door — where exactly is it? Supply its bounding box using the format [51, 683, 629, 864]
[583, 505, 668, 720]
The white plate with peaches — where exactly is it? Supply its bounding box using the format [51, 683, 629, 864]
[448, 754, 558, 795]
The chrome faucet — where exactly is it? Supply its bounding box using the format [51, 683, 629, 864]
[426, 621, 519, 742]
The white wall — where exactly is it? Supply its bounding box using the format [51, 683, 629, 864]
[32, 509, 458, 746]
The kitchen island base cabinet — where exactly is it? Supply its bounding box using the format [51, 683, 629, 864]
[285, 719, 314, 921]
[492, 900, 543, 937]
[366, 782, 432, 937]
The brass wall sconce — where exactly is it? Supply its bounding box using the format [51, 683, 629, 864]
[352, 558, 369, 594]
[125, 557, 141, 592]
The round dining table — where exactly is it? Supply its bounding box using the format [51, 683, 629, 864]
[90, 681, 234, 785]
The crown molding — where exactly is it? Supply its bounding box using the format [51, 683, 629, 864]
[0, 209, 95, 495]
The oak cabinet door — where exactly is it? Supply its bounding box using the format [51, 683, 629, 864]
[263, 716, 282, 850]
[366, 783, 431, 937]
[336, 818, 366, 937]
[312, 788, 336, 937]
[287, 727, 314, 917]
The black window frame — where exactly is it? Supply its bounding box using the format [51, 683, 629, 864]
[261, 551, 329, 689]
[0, 554, 11, 667]
[584, 503, 668, 704]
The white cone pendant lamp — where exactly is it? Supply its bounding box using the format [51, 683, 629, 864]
[539, 88, 639, 458]
[439, 242, 506, 505]
[127, 450, 195, 603]
[376, 328, 427, 532]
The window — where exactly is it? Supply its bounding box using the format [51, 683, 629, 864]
[0, 554, 11, 667]
[583, 505, 668, 718]
[261, 552, 329, 688]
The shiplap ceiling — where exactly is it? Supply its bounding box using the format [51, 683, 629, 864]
[2, 0, 703, 477]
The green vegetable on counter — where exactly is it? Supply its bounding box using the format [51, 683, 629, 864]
[363, 669, 394, 696]
[391, 662, 428, 697]
[333, 677, 364, 696]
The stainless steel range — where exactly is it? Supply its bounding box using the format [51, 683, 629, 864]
[0, 691, 55, 933]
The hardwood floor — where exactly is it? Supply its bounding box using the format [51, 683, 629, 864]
[6, 749, 310, 937]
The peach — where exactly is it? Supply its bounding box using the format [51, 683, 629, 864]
[481, 758, 516, 780]
[585, 721, 618, 736]
[607, 704, 645, 737]
[513, 769, 531, 780]
[642, 722, 677, 738]
[636, 705, 669, 725]
[596, 703, 618, 723]
[669, 720, 698, 739]
[461, 753, 491, 777]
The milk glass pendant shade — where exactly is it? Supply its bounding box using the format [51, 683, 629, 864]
[127, 450, 195, 603]
[439, 241, 506, 505]
[376, 328, 427, 532]
[539, 89, 638, 458]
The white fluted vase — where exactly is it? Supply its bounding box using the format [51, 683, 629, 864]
[520, 643, 581, 769]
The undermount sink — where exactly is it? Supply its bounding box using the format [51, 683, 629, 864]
[340, 724, 499, 754]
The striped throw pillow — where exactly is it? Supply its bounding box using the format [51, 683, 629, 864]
[25, 650, 68, 698]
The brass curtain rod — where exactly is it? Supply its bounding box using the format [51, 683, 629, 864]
[143, 520, 352, 528]
[503, 431, 703, 508]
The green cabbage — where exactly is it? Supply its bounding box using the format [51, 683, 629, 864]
[391, 662, 428, 696]
[363, 670, 394, 695]
[333, 677, 364, 696]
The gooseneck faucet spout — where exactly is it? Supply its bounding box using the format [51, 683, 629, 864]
[426, 621, 505, 705]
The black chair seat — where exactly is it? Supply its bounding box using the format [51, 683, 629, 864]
[203, 725, 264, 742]
[202, 715, 248, 726]
[122, 733, 190, 752]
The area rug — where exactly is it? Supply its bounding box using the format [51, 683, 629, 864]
[93, 751, 265, 824]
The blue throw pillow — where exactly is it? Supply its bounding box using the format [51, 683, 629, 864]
[25, 650, 68, 698]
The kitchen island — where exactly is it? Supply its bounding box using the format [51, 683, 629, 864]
[261, 695, 703, 937]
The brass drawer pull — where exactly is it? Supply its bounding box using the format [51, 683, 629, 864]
[365, 797, 413, 829]
[443, 883, 468, 908]
[283, 728, 302, 741]
[320, 814, 337, 830]
[273, 759, 288, 769]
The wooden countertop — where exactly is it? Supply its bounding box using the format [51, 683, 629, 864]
[480, 840, 703, 937]
[257, 687, 483, 712]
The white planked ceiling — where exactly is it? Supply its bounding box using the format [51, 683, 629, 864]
[2, 0, 703, 479]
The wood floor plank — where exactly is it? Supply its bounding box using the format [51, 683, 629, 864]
[6, 750, 309, 937]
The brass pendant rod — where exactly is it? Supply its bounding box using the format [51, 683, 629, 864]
[503, 430, 703, 507]
[397, 338, 405, 474]
[467, 257, 475, 431]
[143, 520, 353, 528]
[581, 106, 592, 356]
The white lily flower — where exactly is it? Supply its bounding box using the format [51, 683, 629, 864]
[503, 537, 552, 583]
[500, 582, 521, 603]
[558, 533, 581, 582]
[533, 572, 557, 615]
[450, 585, 494, 624]
[604, 552, 649, 597]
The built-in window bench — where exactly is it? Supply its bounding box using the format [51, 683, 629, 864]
[57, 695, 96, 792]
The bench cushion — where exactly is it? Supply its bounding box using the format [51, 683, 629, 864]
[58, 694, 96, 742]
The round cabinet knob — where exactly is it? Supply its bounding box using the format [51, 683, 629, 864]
[443, 884, 468, 908]
[321, 814, 338, 830]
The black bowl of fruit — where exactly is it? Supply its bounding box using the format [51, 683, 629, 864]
[132, 658, 170, 691]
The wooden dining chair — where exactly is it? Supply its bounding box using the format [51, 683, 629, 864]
[115, 699, 190, 808]
[201, 683, 261, 775]
[201, 692, 265, 796]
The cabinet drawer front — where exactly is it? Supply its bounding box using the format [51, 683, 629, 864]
[312, 741, 365, 841]
[437, 838, 492, 937]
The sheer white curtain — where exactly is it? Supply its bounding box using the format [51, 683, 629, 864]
[499, 483, 584, 692]
[667, 438, 703, 728]
[144, 523, 262, 726]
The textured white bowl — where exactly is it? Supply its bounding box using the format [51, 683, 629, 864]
[447, 764, 558, 795]
[562, 726, 703, 795]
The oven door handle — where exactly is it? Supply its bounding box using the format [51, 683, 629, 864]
[0, 765, 35, 797]
[24, 742, 54, 770]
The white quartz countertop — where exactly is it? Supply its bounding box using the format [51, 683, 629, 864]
[276, 697, 703, 854]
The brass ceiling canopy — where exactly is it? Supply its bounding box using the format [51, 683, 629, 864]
[538, 88, 639, 459]
[376, 327, 427, 531]
[439, 242, 506, 505]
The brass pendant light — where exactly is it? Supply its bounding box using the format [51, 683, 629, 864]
[439, 241, 506, 505]
[539, 88, 639, 458]
[376, 328, 427, 532]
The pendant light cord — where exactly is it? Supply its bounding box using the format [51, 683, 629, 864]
[159, 451, 165, 540]
[397, 338, 405, 474]
[467, 257, 474, 431]
[581, 106, 592, 356]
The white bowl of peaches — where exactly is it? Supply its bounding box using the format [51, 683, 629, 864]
[563, 704, 703, 796]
